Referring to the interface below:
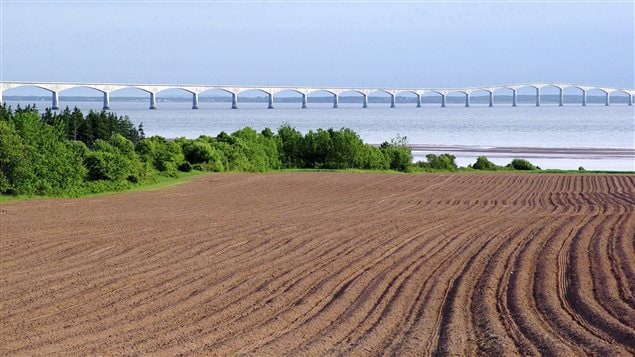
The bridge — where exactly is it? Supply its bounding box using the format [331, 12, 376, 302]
[1, 81, 633, 110]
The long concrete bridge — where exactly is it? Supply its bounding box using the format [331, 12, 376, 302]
[1, 81, 633, 110]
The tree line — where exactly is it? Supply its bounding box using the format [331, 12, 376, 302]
[0, 105, 546, 197]
[0, 105, 412, 196]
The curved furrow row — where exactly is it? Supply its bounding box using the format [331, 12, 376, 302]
[589, 213, 635, 327]
[470, 220, 548, 356]
[561, 212, 635, 352]
[533, 213, 627, 355]
[506, 215, 587, 355]
[0, 222, 293, 323]
[10, 223, 358, 353]
[4, 220, 338, 352]
[609, 212, 635, 309]
[224, 224, 454, 355]
[88, 216, 422, 352]
[135, 222, 412, 353]
[385, 222, 510, 357]
[286, 215, 503, 356]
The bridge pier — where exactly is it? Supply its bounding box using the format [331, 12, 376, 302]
[535, 87, 541, 107]
[362, 94, 368, 108]
[416, 94, 421, 108]
[605, 92, 610, 106]
[629, 94, 633, 106]
[488, 91, 494, 107]
[558, 88, 564, 106]
[231, 93, 238, 109]
[192, 93, 199, 109]
[512, 89, 517, 107]
[52, 91, 59, 110]
[333, 94, 338, 109]
[464, 92, 470, 107]
[267, 93, 274, 109]
[390, 94, 395, 108]
[149, 92, 157, 110]
[582, 90, 587, 106]
[441, 94, 446, 108]
[102, 92, 110, 110]
[301, 93, 308, 109]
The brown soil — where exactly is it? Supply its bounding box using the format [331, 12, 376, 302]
[1, 172, 634, 356]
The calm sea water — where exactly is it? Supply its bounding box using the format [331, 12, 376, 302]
[6, 99, 635, 170]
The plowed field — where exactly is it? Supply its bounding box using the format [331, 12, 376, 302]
[1, 173, 634, 356]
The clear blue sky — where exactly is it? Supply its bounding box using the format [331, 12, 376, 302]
[2, 1, 634, 89]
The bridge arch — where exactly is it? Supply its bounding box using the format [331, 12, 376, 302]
[272, 89, 306, 109]
[197, 88, 237, 109]
[153, 87, 201, 109]
[536, 84, 564, 106]
[4, 83, 56, 93]
[510, 85, 541, 106]
[560, 85, 583, 106]
[1, 84, 57, 110]
[444, 89, 469, 107]
[109, 86, 159, 109]
[155, 87, 195, 95]
[421, 90, 444, 107]
[56, 85, 110, 111]
[307, 89, 339, 108]
[367, 90, 395, 108]
[490, 87, 514, 106]
[338, 90, 366, 108]
[468, 88, 493, 107]
[611, 89, 631, 105]
[585, 87, 610, 105]
[58, 84, 106, 94]
[394, 90, 419, 107]
[235, 88, 273, 109]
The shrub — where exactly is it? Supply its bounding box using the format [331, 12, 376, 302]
[508, 158, 537, 171]
[277, 124, 305, 168]
[379, 135, 412, 172]
[182, 139, 216, 164]
[0, 112, 86, 195]
[360, 145, 390, 170]
[178, 161, 192, 172]
[416, 154, 458, 171]
[303, 129, 333, 169]
[472, 156, 498, 170]
[136, 136, 185, 176]
[85, 137, 141, 182]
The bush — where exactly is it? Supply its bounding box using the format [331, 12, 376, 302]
[136, 136, 185, 176]
[415, 154, 458, 171]
[360, 145, 390, 170]
[379, 135, 412, 172]
[0, 112, 86, 195]
[85, 136, 141, 182]
[303, 129, 333, 169]
[182, 139, 216, 164]
[178, 161, 193, 172]
[508, 158, 537, 171]
[277, 124, 305, 168]
[472, 156, 498, 170]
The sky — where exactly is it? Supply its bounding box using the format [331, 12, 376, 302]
[1, 0, 634, 91]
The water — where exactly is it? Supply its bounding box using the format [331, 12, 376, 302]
[6, 99, 635, 171]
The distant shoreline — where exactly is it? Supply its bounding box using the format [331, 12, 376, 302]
[406, 144, 635, 161]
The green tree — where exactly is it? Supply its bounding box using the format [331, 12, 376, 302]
[472, 156, 498, 170]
